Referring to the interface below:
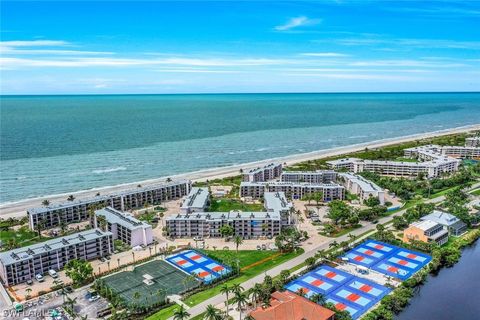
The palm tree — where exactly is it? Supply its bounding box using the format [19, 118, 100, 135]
[329, 240, 339, 249]
[220, 284, 231, 317]
[42, 199, 50, 206]
[297, 288, 306, 298]
[67, 195, 75, 201]
[233, 235, 243, 254]
[132, 251, 135, 263]
[203, 304, 222, 320]
[233, 290, 248, 320]
[250, 283, 263, 309]
[65, 296, 77, 318]
[231, 283, 244, 295]
[156, 288, 166, 305]
[173, 305, 190, 320]
[309, 293, 326, 305]
[117, 258, 121, 268]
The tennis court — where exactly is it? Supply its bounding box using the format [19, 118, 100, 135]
[102, 260, 200, 307]
[343, 239, 431, 280]
[285, 265, 391, 320]
[165, 249, 232, 283]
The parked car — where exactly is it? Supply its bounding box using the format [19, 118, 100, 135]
[88, 295, 100, 302]
[35, 274, 44, 282]
[256, 245, 261, 250]
[26, 279, 33, 285]
[48, 269, 58, 278]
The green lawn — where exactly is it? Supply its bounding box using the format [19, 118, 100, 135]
[0, 228, 47, 249]
[208, 198, 264, 212]
[183, 249, 303, 307]
[470, 188, 480, 196]
[201, 249, 280, 269]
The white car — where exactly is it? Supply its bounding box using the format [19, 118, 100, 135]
[35, 274, 44, 282]
[88, 295, 100, 302]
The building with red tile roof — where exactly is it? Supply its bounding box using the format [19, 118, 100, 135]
[249, 290, 335, 320]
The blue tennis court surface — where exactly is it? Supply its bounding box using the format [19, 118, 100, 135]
[343, 239, 431, 280]
[285, 265, 391, 319]
[165, 250, 231, 283]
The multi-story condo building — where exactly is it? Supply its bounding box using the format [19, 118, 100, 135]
[242, 163, 283, 182]
[421, 210, 467, 236]
[404, 144, 480, 160]
[280, 170, 337, 184]
[181, 187, 209, 213]
[27, 180, 191, 231]
[264, 192, 294, 225]
[465, 137, 480, 147]
[327, 157, 459, 178]
[403, 220, 449, 246]
[166, 211, 281, 239]
[166, 192, 292, 239]
[0, 229, 113, 286]
[240, 181, 345, 201]
[338, 173, 385, 205]
[94, 207, 153, 247]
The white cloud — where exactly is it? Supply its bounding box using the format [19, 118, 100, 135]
[301, 52, 350, 57]
[0, 40, 70, 47]
[0, 56, 294, 69]
[275, 16, 321, 31]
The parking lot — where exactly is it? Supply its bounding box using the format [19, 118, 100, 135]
[1, 286, 109, 320]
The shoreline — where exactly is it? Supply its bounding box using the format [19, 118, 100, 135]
[1, 123, 479, 218]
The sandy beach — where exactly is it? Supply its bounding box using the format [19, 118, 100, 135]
[1, 124, 479, 219]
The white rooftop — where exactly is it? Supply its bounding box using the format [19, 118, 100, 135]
[181, 187, 209, 210]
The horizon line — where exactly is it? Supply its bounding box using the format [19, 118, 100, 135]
[2, 90, 480, 97]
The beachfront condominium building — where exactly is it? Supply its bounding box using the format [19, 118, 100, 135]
[280, 170, 337, 184]
[465, 137, 480, 148]
[181, 187, 210, 213]
[165, 192, 291, 239]
[264, 192, 294, 225]
[94, 207, 153, 247]
[421, 210, 467, 236]
[27, 180, 192, 231]
[338, 172, 385, 205]
[403, 220, 449, 246]
[0, 229, 113, 286]
[240, 181, 345, 201]
[242, 163, 283, 182]
[404, 144, 480, 160]
[166, 211, 281, 239]
[326, 156, 459, 178]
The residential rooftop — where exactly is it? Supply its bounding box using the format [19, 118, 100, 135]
[339, 172, 383, 193]
[421, 210, 463, 227]
[181, 187, 209, 210]
[95, 207, 150, 230]
[0, 229, 112, 265]
[167, 210, 281, 221]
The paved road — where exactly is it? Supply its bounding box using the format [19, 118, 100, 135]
[171, 182, 480, 319]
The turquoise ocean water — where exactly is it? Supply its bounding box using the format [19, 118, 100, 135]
[1, 92, 480, 203]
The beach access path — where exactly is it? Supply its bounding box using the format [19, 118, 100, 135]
[1, 124, 480, 220]
[168, 181, 480, 319]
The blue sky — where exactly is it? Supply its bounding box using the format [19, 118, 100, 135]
[1, 0, 480, 94]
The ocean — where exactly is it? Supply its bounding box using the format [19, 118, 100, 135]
[1, 92, 480, 204]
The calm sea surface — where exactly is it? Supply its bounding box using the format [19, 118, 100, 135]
[1, 93, 480, 203]
[396, 242, 480, 320]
